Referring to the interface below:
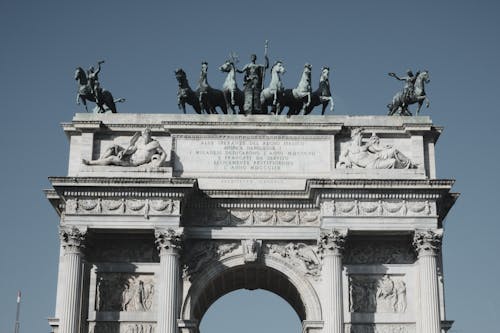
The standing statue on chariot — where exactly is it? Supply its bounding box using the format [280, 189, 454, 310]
[237, 41, 269, 114]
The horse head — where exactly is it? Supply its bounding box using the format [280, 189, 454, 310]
[320, 66, 330, 82]
[219, 60, 234, 73]
[271, 61, 286, 75]
[174, 68, 188, 86]
[75, 67, 86, 82]
[418, 70, 430, 84]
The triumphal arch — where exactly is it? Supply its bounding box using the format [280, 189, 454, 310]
[46, 113, 457, 333]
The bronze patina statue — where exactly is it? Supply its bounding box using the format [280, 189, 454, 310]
[387, 69, 430, 116]
[237, 42, 269, 114]
[75, 60, 124, 113]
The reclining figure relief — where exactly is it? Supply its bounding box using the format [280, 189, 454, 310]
[337, 128, 417, 169]
[83, 128, 168, 169]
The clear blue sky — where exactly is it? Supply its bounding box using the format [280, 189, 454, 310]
[0, 1, 498, 332]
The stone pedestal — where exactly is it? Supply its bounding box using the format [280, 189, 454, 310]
[414, 229, 443, 333]
[319, 229, 347, 333]
[155, 228, 183, 333]
[59, 227, 86, 333]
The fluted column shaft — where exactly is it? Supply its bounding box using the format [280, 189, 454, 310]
[59, 227, 86, 333]
[156, 228, 183, 333]
[414, 229, 442, 333]
[319, 229, 347, 333]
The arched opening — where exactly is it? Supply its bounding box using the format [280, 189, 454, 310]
[191, 264, 306, 321]
[181, 256, 323, 333]
[200, 289, 301, 333]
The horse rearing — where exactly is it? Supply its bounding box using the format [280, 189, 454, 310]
[175, 68, 202, 114]
[219, 60, 244, 114]
[75, 67, 120, 113]
[260, 61, 286, 114]
[279, 63, 312, 116]
[387, 71, 430, 116]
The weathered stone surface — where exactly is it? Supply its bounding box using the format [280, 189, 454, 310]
[47, 114, 457, 333]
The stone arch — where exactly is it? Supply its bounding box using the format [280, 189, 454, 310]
[181, 253, 322, 326]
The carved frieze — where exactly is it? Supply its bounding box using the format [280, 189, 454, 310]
[182, 241, 241, 280]
[65, 198, 180, 218]
[266, 242, 321, 276]
[321, 199, 433, 217]
[344, 239, 416, 265]
[345, 324, 415, 333]
[95, 273, 155, 312]
[89, 322, 155, 333]
[349, 275, 407, 313]
[184, 208, 320, 226]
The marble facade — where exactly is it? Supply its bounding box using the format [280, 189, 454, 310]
[46, 114, 457, 333]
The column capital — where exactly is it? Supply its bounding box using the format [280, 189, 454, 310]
[413, 229, 443, 257]
[59, 226, 87, 254]
[318, 228, 348, 256]
[155, 227, 184, 254]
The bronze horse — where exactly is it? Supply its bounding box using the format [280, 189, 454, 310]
[75, 67, 123, 113]
[304, 66, 334, 115]
[278, 63, 312, 116]
[219, 60, 244, 114]
[197, 62, 227, 114]
[175, 68, 202, 114]
[387, 70, 430, 116]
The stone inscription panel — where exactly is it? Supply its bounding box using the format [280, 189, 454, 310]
[174, 135, 332, 176]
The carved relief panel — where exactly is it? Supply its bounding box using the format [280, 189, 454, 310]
[96, 273, 155, 312]
[349, 275, 407, 313]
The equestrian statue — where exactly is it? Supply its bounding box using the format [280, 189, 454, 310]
[387, 69, 430, 116]
[75, 60, 125, 113]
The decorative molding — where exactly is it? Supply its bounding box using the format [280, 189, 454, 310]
[154, 228, 183, 254]
[413, 229, 443, 256]
[266, 242, 321, 277]
[345, 324, 415, 333]
[95, 273, 155, 312]
[65, 198, 180, 218]
[59, 226, 87, 252]
[89, 322, 155, 333]
[321, 199, 433, 217]
[349, 275, 407, 313]
[317, 229, 347, 256]
[184, 208, 320, 226]
[182, 241, 240, 280]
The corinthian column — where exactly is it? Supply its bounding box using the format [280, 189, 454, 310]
[413, 229, 443, 333]
[59, 226, 86, 333]
[318, 229, 347, 333]
[155, 228, 183, 333]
